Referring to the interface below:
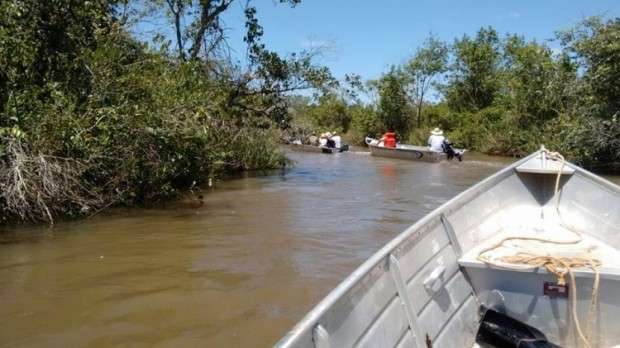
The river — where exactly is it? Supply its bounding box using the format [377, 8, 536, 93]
[1, 150, 618, 347]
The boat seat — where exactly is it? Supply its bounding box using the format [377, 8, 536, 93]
[514, 152, 575, 175]
[458, 225, 620, 281]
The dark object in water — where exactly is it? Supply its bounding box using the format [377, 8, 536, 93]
[476, 308, 562, 348]
[321, 144, 349, 153]
[442, 139, 463, 161]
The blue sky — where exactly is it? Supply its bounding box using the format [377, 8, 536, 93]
[137, 1, 620, 80]
[217, 0, 619, 80]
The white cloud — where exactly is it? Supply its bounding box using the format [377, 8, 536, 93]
[301, 38, 335, 50]
[495, 11, 522, 21]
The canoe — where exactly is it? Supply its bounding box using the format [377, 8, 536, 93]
[276, 148, 620, 348]
[365, 137, 464, 162]
[288, 143, 349, 154]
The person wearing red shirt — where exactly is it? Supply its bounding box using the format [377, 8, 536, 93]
[380, 131, 396, 148]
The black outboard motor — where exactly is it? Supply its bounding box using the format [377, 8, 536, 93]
[476, 308, 562, 348]
[442, 139, 463, 161]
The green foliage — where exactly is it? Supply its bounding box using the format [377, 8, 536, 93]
[445, 27, 502, 111]
[552, 17, 620, 167]
[289, 92, 379, 145]
[292, 18, 619, 171]
[413, 21, 618, 169]
[499, 35, 560, 126]
[0, 0, 112, 126]
[559, 17, 620, 118]
[404, 36, 448, 126]
[0, 0, 330, 223]
[348, 104, 381, 142]
[2, 1, 618, 225]
[377, 69, 410, 137]
[305, 94, 351, 133]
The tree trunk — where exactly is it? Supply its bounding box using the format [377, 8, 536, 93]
[166, 0, 186, 61]
[174, 11, 185, 60]
[417, 90, 424, 127]
[189, 0, 233, 60]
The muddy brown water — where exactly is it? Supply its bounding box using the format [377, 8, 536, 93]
[1, 150, 618, 347]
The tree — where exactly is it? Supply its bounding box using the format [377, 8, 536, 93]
[0, 0, 113, 124]
[164, 0, 189, 60]
[222, 4, 335, 126]
[307, 94, 351, 133]
[556, 17, 620, 168]
[502, 35, 559, 126]
[0, 0, 337, 223]
[405, 36, 448, 126]
[377, 68, 410, 137]
[445, 27, 502, 111]
[559, 16, 620, 119]
[149, 0, 302, 60]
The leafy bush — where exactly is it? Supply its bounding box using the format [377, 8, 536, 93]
[0, 2, 307, 223]
[348, 105, 381, 142]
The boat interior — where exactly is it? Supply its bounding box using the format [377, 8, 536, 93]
[277, 151, 620, 348]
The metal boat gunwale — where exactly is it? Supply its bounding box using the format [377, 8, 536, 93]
[572, 165, 620, 195]
[366, 140, 440, 154]
[276, 152, 541, 346]
[276, 149, 620, 347]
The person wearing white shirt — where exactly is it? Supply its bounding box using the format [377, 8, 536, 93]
[427, 128, 445, 152]
[331, 132, 342, 148]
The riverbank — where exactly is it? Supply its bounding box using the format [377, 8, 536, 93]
[0, 2, 331, 224]
[287, 18, 620, 172]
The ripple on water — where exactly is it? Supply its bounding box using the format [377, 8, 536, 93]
[0, 151, 558, 347]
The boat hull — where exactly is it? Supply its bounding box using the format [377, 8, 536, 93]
[276, 150, 620, 348]
[288, 144, 348, 154]
[368, 143, 447, 162]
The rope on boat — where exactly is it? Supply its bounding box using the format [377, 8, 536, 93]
[477, 147, 601, 348]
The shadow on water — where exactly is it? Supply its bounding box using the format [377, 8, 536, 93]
[0, 150, 616, 347]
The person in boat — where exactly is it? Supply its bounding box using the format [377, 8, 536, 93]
[324, 132, 337, 148]
[427, 128, 445, 152]
[318, 133, 328, 147]
[428, 128, 463, 161]
[331, 131, 342, 149]
[379, 130, 397, 148]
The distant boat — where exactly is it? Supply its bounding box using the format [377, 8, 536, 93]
[288, 143, 349, 154]
[276, 148, 620, 348]
[365, 137, 464, 162]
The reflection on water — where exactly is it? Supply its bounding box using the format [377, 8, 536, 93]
[0, 150, 615, 347]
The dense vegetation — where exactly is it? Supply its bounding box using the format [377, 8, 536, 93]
[0, 0, 332, 223]
[1, 1, 618, 224]
[294, 18, 620, 171]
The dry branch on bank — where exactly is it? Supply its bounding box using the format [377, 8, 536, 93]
[0, 137, 103, 224]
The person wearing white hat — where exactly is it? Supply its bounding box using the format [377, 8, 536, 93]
[428, 128, 445, 152]
[319, 133, 328, 146]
